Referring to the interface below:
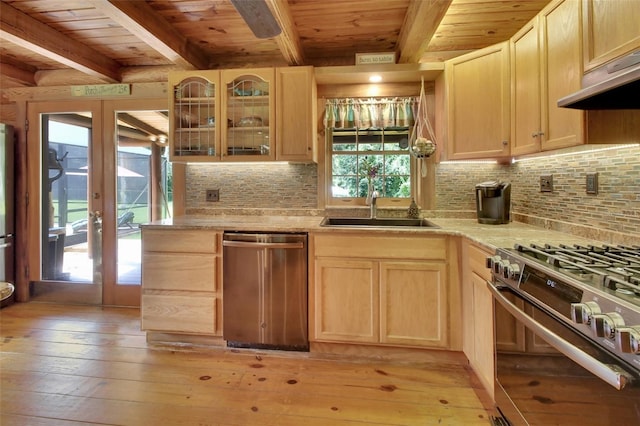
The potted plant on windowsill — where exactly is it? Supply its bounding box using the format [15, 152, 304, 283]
[360, 156, 379, 205]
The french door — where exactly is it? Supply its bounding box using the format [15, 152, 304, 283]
[27, 99, 168, 306]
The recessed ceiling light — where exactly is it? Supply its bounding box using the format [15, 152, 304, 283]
[369, 75, 382, 83]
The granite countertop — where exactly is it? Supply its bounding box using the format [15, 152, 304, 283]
[141, 215, 601, 251]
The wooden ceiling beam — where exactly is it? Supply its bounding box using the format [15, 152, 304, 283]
[0, 55, 37, 86]
[265, 0, 305, 65]
[396, 0, 452, 64]
[89, 0, 210, 70]
[0, 2, 121, 82]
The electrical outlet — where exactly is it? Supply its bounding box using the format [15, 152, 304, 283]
[205, 189, 219, 202]
[540, 175, 553, 192]
[586, 172, 598, 195]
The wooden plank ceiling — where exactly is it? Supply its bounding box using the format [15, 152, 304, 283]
[0, 0, 551, 90]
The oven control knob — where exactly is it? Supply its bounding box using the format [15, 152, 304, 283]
[496, 260, 511, 276]
[571, 302, 601, 325]
[504, 263, 520, 279]
[616, 326, 640, 354]
[591, 312, 624, 339]
[486, 256, 501, 269]
[487, 256, 503, 273]
[500, 261, 510, 278]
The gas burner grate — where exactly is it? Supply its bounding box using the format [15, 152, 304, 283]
[517, 243, 640, 297]
[604, 274, 640, 298]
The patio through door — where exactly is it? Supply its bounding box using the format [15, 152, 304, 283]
[28, 99, 169, 306]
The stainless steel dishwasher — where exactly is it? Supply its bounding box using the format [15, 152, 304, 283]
[222, 232, 308, 351]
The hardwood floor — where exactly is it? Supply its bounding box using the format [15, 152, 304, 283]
[0, 303, 493, 425]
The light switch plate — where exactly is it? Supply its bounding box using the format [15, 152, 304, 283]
[540, 175, 553, 192]
[206, 189, 220, 202]
[586, 172, 598, 195]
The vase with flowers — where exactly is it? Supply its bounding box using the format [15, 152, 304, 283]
[360, 156, 379, 205]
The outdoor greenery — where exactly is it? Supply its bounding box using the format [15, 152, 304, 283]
[330, 127, 411, 198]
[51, 201, 157, 227]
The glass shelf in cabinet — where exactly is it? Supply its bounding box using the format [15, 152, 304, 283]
[175, 97, 215, 103]
[228, 126, 269, 131]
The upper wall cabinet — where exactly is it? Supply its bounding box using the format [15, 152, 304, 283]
[511, 0, 584, 156]
[510, 18, 541, 156]
[582, 0, 640, 72]
[221, 68, 275, 161]
[445, 42, 511, 160]
[169, 70, 221, 161]
[276, 66, 317, 162]
[169, 67, 316, 163]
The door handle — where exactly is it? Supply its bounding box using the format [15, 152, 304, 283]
[487, 281, 633, 390]
[90, 211, 102, 232]
[222, 240, 304, 249]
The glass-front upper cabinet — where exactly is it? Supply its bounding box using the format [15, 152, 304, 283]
[169, 71, 220, 162]
[221, 68, 275, 161]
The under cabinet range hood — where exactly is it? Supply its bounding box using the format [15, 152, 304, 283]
[558, 50, 640, 109]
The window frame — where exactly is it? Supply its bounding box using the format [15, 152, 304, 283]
[325, 126, 415, 207]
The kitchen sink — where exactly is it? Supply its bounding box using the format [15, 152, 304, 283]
[320, 217, 440, 228]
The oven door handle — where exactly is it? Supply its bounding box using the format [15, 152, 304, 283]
[487, 282, 633, 390]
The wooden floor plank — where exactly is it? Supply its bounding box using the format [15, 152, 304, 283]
[0, 316, 144, 336]
[0, 336, 476, 391]
[0, 413, 110, 426]
[0, 363, 485, 412]
[1, 325, 147, 349]
[0, 353, 482, 405]
[1, 303, 492, 425]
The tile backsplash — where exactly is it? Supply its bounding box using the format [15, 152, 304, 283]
[185, 144, 640, 238]
[186, 162, 317, 210]
[436, 144, 640, 238]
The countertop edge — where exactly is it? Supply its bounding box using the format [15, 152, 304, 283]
[139, 216, 626, 251]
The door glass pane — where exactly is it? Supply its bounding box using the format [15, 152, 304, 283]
[41, 113, 96, 283]
[115, 110, 170, 285]
[226, 74, 271, 157]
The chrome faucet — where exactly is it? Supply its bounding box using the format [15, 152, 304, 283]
[369, 189, 379, 218]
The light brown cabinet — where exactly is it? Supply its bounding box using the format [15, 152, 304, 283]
[446, 0, 639, 160]
[169, 70, 220, 161]
[276, 66, 317, 162]
[169, 66, 316, 163]
[582, 0, 640, 72]
[511, 0, 584, 156]
[510, 18, 541, 155]
[221, 68, 275, 161]
[311, 233, 450, 349]
[445, 42, 511, 160]
[313, 258, 379, 343]
[141, 228, 221, 336]
[461, 240, 496, 398]
[539, 0, 585, 151]
[380, 261, 448, 347]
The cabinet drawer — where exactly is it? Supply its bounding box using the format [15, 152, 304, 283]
[467, 242, 492, 281]
[143, 253, 217, 292]
[143, 229, 219, 253]
[313, 234, 446, 260]
[141, 294, 217, 334]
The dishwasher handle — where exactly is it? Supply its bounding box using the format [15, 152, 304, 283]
[222, 240, 304, 249]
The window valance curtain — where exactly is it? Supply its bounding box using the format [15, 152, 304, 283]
[323, 97, 418, 129]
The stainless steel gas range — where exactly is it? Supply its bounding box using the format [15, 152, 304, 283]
[486, 243, 640, 426]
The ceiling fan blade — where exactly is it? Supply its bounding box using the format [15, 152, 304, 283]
[230, 0, 282, 39]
